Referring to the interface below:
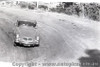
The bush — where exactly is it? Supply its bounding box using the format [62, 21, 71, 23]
[19, 1, 28, 8]
[53, 2, 100, 21]
[38, 5, 48, 10]
[28, 4, 35, 9]
[49, 8, 56, 12]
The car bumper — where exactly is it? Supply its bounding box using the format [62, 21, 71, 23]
[14, 42, 39, 47]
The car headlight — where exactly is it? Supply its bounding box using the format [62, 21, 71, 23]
[16, 38, 19, 42]
[36, 36, 39, 40]
[16, 34, 19, 42]
[35, 40, 38, 42]
[35, 40, 39, 44]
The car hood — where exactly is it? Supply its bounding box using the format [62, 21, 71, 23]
[16, 26, 37, 40]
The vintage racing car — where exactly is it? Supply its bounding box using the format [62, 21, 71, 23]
[14, 20, 40, 47]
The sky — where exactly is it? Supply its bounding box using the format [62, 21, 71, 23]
[0, 0, 100, 3]
[0, 0, 7, 1]
[14, 0, 100, 3]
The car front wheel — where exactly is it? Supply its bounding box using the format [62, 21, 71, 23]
[14, 42, 17, 47]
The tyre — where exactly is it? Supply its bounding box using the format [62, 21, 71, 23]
[14, 42, 17, 47]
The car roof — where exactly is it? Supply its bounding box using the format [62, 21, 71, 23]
[17, 20, 37, 23]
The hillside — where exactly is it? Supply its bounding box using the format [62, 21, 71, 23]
[0, 6, 100, 67]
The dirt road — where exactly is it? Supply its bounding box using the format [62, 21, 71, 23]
[0, 7, 99, 63]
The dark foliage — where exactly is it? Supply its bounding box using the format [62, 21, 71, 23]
[18, 1, 28, 8]
[38, 5, 48, 10]
[50, 2, 100, 21]
[28, 4, 35, 9]
[79, 49, 100, 67]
